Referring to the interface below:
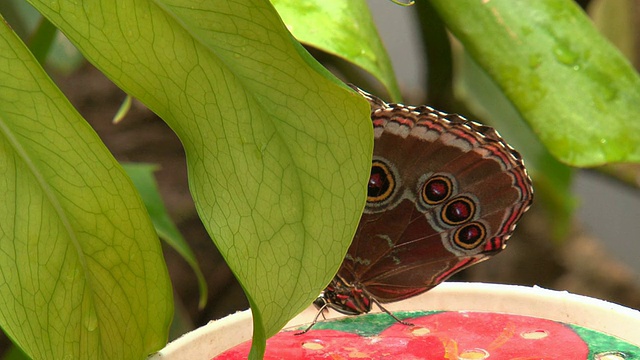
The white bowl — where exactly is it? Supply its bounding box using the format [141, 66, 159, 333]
[150, 283, 640, 359]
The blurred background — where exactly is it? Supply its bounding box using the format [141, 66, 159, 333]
[364, 0, 640, 302]
[367, 0, 640, 281]
[1, 0, 638, 348]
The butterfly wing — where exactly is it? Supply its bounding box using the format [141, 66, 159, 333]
[338, 88, 533, 303]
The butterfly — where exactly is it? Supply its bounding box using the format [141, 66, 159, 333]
[300, 85, 533, 333]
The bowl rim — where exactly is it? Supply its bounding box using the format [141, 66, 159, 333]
[151, 282, 640, 359]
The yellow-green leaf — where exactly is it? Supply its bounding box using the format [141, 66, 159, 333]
[0, 17, 173, 359]
[24, 0, 373, 357]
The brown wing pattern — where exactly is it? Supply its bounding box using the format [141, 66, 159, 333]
[338, 86, 533, 304]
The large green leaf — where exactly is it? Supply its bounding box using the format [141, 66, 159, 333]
[271, 0, 402, 101]
[0, 17, 172, 360]
[25, 0, 372, 357]
[431, 0, 640, 166]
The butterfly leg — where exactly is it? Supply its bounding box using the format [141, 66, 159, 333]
[295, 302, 329, 335]
[371, 297, 414, 326]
